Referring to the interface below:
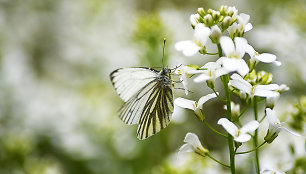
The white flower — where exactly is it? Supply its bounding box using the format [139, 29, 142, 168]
[261, 169, 286, 174]
[193, 60, 229, 85]
[174, 93, 217, 121]
[218, 36, 249, 76]
[218, 118, 259, 143]
[245, 44, 281, 66]
[179, 132, 209, 156]
[228, 13, 252, 38]
[237, 13, 253, 32]
[175, 23, 211, 57]
[229, 73, 280, 99]
[266, 84, 289, 108]
[175, 65, 199, 95]
[264, 108, 301, 143]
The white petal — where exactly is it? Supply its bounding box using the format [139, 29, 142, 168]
[194, 23, 211, 46]
[222, 58, 240, 71]
[256, 53, 277, 63]
[175, 41, 201, 57]
[234, 37, 248, 58]
[197, 93, 217, 108]
[257, 84, 280, 91]
[240, 120, 259, 133]
[234, 134, 251, 143]
[273, 61, 282, 66]
[220, 36, 235, 57]
[266, 108, 280, 124]
[203, 62, 219, 69]
[244, 23, 253, 32]
[174, 98, 195, 111]
[178, 144, 194, 153]
[254, 88, 280, 98]
[184, 132, 203, 149]
[235, 59, 249, 76]
[238, 13, 250, 25]
[215, 68, 230, 78]
[280, 127, 301, 137]
[222, 58, 249, 76]
[217, 118, 238, 137]
[245, 44, 255, 57]
[229, 75, 252, 94]
[194, 74, 211, 83]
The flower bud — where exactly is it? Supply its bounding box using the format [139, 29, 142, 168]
[219, 5, 228, 15]
[266, 95, 279, 109]
[221, 16, 231, 30]
[207, 9, 213, 15]
[203, 14, 213, 26]
[257, 71, 273, 84]
[190, 14, 199, 27]
[197, 8, 206, 17]
[264, 128, 280, 144]
[212, 10, 220, 21]
[210, 25, 221, 43]
[194, 108, 205, 121]
[206, 80, 215, 89]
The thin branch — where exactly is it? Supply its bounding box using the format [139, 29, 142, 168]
[235, 141, 267, 155]
[203, 120, 228, 138]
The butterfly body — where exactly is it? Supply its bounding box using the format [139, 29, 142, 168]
[110, 67, 174, 140]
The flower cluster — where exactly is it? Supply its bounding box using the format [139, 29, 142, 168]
[174, 5, 301, 173]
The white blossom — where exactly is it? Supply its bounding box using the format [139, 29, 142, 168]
[218, 118, 259, 143]
[245, 44, 281, 66]
[175, 23, 211, 57]
[228, 13, 252, 37]
[174, 93, 217, 121]
[175, 65, 199, 95]
[193, 60, 229, 84]
[179, 132, 209, 156]
[218, 36, 249, 76]
[229, 73, 280, 99]
[264, 108, 301, 143]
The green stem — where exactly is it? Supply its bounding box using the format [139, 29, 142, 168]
[234, 104, 249, 122]
[236, 141, 266, 154]
[253, 97, 260, 174]
[212, 88, 226, 102]
[218, 43, 236, 174]
[206, 52, 218, 55]
[203, 119, 228, 138]
[222, 74, 236, 174]
[206, 154, 230, 168]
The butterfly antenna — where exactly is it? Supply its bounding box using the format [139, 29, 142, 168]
[162, 38, 166, 68]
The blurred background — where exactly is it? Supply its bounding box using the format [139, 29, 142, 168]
[0, 0, 305, 173]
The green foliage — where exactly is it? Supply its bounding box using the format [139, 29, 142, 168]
[133, 13, 170, 67]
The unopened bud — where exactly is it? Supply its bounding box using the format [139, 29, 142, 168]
[197, 8, 206, 17]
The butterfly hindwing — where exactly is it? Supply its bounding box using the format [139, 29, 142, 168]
[118, 80, 158, 125]
[136, 81, 174, 140]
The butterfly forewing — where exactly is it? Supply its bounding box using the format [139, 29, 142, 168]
[110, 67, 174, 140]
[110, 68, 158, 102]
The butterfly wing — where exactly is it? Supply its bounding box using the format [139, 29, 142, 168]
[136, 81, 174, 140]
[110, 67, 174, 140]
[110, 68, 159, 102]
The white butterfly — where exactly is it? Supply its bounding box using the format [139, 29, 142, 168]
[110, 67, 174, 140]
